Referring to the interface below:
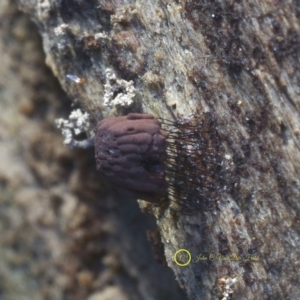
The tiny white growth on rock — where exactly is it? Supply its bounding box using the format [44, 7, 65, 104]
[103, 68, 136, 108]
[55, 109, 94, 149]
[54, 23, 69, 36]
[94, 32, 109, 41]
[218, 276, 238, 300]
[66, 74, 85, 84]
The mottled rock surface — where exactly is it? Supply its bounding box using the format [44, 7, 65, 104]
[2, 0, 300, 299]
[0, 1, 185, 300]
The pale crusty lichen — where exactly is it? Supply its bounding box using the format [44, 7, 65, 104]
[103, 68, 136, 108]
[218, 276, 238, 300]
[55, 109, 94, 149]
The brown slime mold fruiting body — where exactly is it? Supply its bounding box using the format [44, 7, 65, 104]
[95, 112, 224, 212]
[94, 113, 169, 202]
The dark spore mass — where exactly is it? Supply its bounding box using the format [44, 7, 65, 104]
[94, 113, 223, 212]
[94, 113, 169, 202]
[161, 112, 223, 213]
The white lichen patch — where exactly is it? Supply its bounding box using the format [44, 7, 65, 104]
[103, 68, 136, 108]
[218, 276, 238, 300]
[55, 109, 94, 149]
[54, 23, 69, 36]
[94, 32, 110, 41]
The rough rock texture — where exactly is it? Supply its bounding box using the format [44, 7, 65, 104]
[0, 1, 185, 300]
[3, 0, 300, 299]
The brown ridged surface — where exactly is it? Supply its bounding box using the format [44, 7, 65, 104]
[94, 113, 168, 202]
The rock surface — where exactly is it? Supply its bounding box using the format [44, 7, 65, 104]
[1, 0, 300, 299]
[0, 1, 185, 299]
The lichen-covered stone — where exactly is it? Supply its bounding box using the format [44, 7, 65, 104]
[13, 0, 300, 299]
